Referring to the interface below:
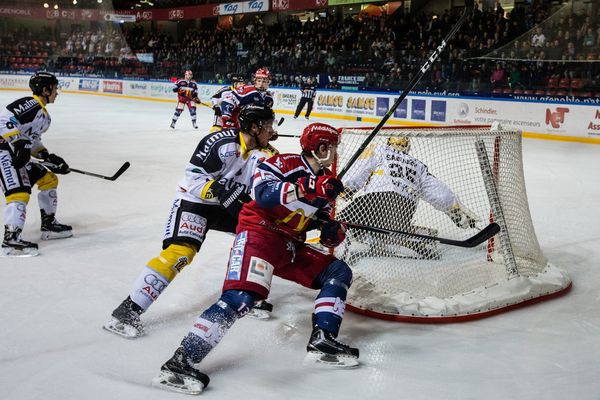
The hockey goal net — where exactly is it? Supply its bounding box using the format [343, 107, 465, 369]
[333, 125, 571, 322]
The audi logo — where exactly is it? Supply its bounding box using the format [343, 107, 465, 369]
[144, 274, 167, 293]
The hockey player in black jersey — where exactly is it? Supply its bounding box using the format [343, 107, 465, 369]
[0, 72, 72, 257]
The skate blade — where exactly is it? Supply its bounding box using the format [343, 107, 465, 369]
[1, 247, 39, 257]
[303, 351, 359, 369]
[246, 309, 271, 320]
[102, 317, 144, 339]
[152, 370, 205, 395]
[41, 230, 73, 240]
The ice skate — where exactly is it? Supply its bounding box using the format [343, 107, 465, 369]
[2, 225, 39, 257]
[192, 121, 198, 129]
[246, 299, 273, 320]
[103, 296, 145, 338]
[170, 121, 176, 129]
[152, 346, 210, 395]
[304, 316, 359, 368]
[40, 210, 72, 240]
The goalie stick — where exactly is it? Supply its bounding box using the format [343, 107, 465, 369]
[337, 0, 474, 180]
[333, 220, 500, 248]
[43, 161, 131, 181]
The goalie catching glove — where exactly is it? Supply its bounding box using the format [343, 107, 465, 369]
[296, 175, 344, 202]
[37, 149, 70, 174]
[446, 203, 479, 229]
[205, 180, 251, 217]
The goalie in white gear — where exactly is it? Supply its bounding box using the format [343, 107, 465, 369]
[339, 136, 479, 259]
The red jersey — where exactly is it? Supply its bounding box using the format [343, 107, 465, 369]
[238, 153, 333, 243]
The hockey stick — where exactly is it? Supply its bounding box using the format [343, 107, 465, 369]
[277, 117, 285, 126]
[42, 161, 131, 181]
[339, 220, 500, 248]
[337, 0, 474, 180]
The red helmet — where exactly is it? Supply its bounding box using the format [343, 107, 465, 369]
[255, 68, 272, 80]
[300, 123, 340, 153]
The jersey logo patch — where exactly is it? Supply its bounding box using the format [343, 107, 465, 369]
[246, 256, 274, 291]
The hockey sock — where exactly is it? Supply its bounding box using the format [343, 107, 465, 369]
[129, 243, 196, 310]
[3, 195, 28, 228]
[36, 171, 59, 215]
[172, 108, 183, 123]
[182, 290, 254, 364]
[312, 260, 353, 336]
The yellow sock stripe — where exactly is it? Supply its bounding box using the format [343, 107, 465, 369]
[6, 192, 30, 203]
[146, 243, 197, 282]
[36, 171, 58, 190]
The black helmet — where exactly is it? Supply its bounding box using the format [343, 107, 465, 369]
[29, 72, 58, 95]
[238, 104, 275, 132]
[231, 75, 245, 84]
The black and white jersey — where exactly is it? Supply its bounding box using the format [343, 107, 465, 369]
[0, 96, 50, 152]
[175, 128, 276, 205]
[210, 85, 233, 108]
[300, 84, 317, 100]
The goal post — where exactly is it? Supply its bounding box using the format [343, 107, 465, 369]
[333, 125, 571, 322]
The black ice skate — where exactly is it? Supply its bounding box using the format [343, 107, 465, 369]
[2, 225, 39, 257]
[170, 121, 176, 129]
[152, 346, 210, 395]
[40, 210, 73, 240]
[246, 299, 274, 320]
[103, 296, 145, 338]
[305, 315, 359, 368]
[192, 121, 198, 129]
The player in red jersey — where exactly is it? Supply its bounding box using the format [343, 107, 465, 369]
[220, 68, 274, 129]
[152, 123, 359, 395]
[170, 70, 199, 129]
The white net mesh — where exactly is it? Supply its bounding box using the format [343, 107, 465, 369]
[334, 126, 571, 320]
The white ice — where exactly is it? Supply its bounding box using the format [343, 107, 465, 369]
[1, 90, 599, 400]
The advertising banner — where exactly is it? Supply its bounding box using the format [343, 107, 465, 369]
[1, 74, 598, 142]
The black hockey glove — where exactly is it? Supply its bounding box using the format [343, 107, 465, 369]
[10, 140, 32, 169]
[211, 181, 252, 217]
[44, 153, 70, 174]
[320, 219, 346, 249]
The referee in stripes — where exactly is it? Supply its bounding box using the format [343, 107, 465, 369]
[293, 77, 317, 120]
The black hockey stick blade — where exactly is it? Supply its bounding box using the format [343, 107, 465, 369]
[340, 220, 500, 248]
[67, 162, 131, 181]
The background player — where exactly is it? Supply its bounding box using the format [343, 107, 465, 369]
[0, 72, 72, 257]
[170, 70, 199, 130]
[340, 136, 479, 259]
[220, 68, 273, 129]
[152, 123, 357, 395]
[104, 104, 278, 338]
[293, 77, 317, 120]
[209, 75, 245, 132]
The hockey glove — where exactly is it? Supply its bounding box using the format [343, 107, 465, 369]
[44, 153, 70, 174]
[10, 140, 33, 169]
[320, 219, 346, 248]
[209, 181, 252, 217]
[297, 175, 344, 202]
[447, 204, 479, 229]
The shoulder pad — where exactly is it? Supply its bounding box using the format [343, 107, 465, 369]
[236, 84, 257, 96]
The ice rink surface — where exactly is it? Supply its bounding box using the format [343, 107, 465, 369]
[1, 90, 599, 400]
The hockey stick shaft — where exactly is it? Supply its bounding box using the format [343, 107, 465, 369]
[42, 161, 130, 181]
[339, 220, 500, 248]
[337, 0, 473, 180]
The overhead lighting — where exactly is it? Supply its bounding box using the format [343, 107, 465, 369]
[73, 0, 77, 4]
[98, 0, 103, 3]
[43, 3, 49, 8]
[54, 4, 58, 9]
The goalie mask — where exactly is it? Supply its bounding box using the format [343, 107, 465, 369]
[387, 136, 410, 153]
